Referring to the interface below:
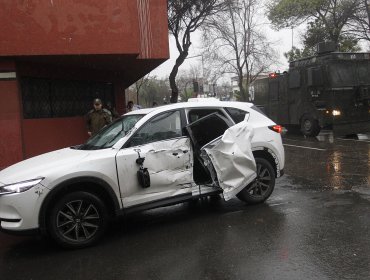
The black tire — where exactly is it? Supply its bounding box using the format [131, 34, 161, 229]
[47, 191, 108, 249]
[300, 114, 320, 137]
[237, 158, 276, 204]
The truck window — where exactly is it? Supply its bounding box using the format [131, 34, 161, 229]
[329, 62, 355, 87]
[357, 61, 370, 84]
[270, 81, 279, 101]
[289, 70, 301, 88]
[307, 67, 324, 86]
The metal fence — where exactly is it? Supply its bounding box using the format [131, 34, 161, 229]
[20, 77, 114, 119]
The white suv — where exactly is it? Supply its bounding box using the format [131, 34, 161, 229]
[0, 101, 284, 248]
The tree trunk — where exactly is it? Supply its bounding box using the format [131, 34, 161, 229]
[366, 0, 370, 27]
[169, 50, 189, 103]
[238, 69, 247, 101]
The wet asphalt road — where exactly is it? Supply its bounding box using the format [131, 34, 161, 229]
[0, 131, 369, 280]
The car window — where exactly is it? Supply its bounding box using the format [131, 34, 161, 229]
[79, 114, 144, 150]
[188, 108, 227, 124]
[186, 113, 231, 149]
[225, 107, 249, 123]
[128, 110, 182, 147]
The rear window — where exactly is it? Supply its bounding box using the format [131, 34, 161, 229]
[186, 113, 230, 148]
[188, 108, 227, 124]
[251, 105, 267, 116]
[225, 108, 249, 123]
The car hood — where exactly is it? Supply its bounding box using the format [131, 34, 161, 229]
[0, 148, 92, 185]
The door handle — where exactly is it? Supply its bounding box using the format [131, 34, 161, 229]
[172, 152, 179, 156]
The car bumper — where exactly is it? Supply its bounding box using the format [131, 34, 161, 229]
[280, 169, 284, 177]
[0, 225, 39, 236]
[0, 184, 49, 232]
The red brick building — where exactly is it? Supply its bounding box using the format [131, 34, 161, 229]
[0, 0, 169, 169]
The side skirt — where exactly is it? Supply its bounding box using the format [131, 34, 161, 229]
[121, 189, 223, 215]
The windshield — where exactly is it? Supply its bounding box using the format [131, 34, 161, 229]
[79, 114, 144, 150]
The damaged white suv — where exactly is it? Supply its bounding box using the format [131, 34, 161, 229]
[0, 100, 284, 248]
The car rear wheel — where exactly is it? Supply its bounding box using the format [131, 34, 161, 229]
[47, 191, 108, 249]
[237, 158, 275, 204]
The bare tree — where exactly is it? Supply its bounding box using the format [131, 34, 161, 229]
[347, 0, 370, 42]
[134, 73, 152, 105]
[203, 0, 277, 101]
[168, 0, 227, 103]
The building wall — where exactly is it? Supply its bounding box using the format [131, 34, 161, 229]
[22, 117, 87, 158]
[0, 0, 168, 59]
[0, 62, 23, 169]
[0, 0, 169, 169]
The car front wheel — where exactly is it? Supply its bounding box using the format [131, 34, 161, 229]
[47, 191, 108, 249]
[237, 158, 275, 204]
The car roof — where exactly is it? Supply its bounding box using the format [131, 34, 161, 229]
[124, 101, 254, 116]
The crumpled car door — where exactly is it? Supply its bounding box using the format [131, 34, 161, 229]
[186, 113, 257, 200]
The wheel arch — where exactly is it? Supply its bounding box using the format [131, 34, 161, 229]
[252, 149, 280, 178]
[39, 177, 121, 235]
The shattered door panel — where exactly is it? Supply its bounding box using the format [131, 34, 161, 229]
[143, 138, 193, 189]
[116, 137, 193, 208]
[203, 122, 256, 200]
[186, 113, 257, 200]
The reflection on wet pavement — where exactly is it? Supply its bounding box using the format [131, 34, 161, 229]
[283, 131, 370, 191]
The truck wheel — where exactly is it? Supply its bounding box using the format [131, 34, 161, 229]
[47, 191, 108, 249]
[300, 114, 320, 137]
[237, 158, 275, 204]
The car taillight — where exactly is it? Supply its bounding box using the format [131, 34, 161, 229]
[269, 125, 283, 134]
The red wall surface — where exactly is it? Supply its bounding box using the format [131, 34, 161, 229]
[0, 0, 169, 59]
[22, 117, 88, 159]
[0, 0, 169, 168]
[0, 80, 23, 169]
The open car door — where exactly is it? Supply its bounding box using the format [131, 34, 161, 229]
[186, 113, 257, 200]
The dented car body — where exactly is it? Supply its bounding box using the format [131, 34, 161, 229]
[0, 100, 284, 248]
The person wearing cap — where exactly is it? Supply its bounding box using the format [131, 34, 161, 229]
[86, 98, 112, 137]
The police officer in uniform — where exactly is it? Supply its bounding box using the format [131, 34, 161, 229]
[86, 98, 112, 137]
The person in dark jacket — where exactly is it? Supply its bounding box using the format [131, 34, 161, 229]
[106, 101, 120, 120]
[86, 98, 112, 137]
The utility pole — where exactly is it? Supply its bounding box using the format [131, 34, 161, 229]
[185, 54, 205, 97]
[291, 26, 294, 49]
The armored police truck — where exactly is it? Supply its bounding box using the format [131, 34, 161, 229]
[251, 43, 370, 136]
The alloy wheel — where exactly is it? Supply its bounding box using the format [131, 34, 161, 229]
[56, 199, 100, 242]
[246, 163, 272, 197]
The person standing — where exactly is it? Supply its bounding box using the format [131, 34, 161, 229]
[86, 98, 112, 137]
[105, 101, 120, 120]
[127, 101, 135, 112]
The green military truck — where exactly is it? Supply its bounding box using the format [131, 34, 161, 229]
[251, 43, 370, 136]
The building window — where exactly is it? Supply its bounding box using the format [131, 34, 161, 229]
[20, 77, 114, 119]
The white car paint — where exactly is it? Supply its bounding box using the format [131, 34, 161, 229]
[0, 100, 285, 234]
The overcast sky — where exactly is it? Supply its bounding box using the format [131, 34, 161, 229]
[151, 25, 306, 82]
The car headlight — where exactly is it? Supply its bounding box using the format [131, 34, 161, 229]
[332, 110, 341, 116]
[0, 178, 44, 195]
